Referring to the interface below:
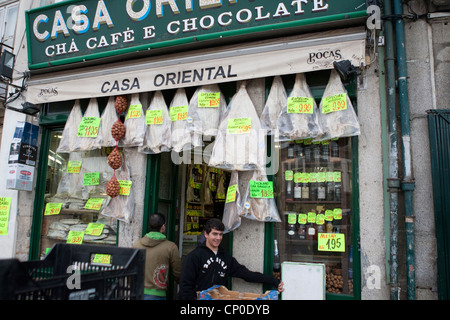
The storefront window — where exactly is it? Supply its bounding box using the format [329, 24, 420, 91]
[39, 130, 118, 257]
[274, 137, 354, 295]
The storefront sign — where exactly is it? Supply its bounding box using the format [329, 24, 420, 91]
[26, 0, 367, 69]
[27, 30, 366, 104]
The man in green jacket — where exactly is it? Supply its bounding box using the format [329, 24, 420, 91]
[133, 213, 182, 300]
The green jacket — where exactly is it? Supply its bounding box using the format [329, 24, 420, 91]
[133, 232, 182, 297]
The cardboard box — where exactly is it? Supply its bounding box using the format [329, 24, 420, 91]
[197, 285, 278, 300]
[6, 164, 35, 191]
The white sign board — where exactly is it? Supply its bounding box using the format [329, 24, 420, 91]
[281, 262, 325, 300]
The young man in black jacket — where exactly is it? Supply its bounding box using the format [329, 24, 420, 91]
[178, 218, 284, 300]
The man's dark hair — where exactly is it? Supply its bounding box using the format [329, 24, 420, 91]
[204, 218, 224, 234]
[148, 213, 166, 232]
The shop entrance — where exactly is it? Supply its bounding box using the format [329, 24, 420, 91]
[145, 143, 232, 299]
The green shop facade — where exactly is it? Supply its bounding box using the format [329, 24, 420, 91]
[24, 0, 372, 300]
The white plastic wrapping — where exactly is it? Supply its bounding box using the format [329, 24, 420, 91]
[240, 170, 281, 223]
[316, 70, 361, 140]
[209, 82, 267, 171]
[73, 98, 101, 152]
[276, 73, 323, 142]
[138, 91, 172, 154]
[56, 100, 83, 153]
[95, 96, 119, 148]
[171, 88, 202, 152]
[187, 84, 227, 137]
[260, 76, 287, 135]
[221, 171, 242, 233]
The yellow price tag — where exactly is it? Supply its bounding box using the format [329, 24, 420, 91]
[118, 180, 132, 196]
[287, 97, 314, 114]
[0, 197, 12, 236]
[198, 92, 220, 108]
[77, 117, 100, 137]
[307, 211, 316, 223]
[85, 223, 104, 236]
[298, 213, 307, 224]
[170, 105, 188, 121]
[126, 104, 143, 119]
[83, 172, 100, 186]
[227, 118, 251, 134]
[44, 203, 63, 216]
[146, 109, 163, 125]
[67, 161, 82, 173]
[92, 253, 112, 265]
[318, 233, 345, 252]
[84, 198, 105, 211]
[67, 231, 84, 244]
[322, 93, 347, 114]
[226, 185, 237, 203]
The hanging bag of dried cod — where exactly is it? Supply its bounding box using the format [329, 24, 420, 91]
[209, 81, 266, 171]
[221, 171, 243, 233]
[276, 73, 323, 142]
[260, 76, 287, 136]
[187, 84, 227, 137]
[57, 100, 83, 153]
[138, 91, 172, 154]
[170, 88, 202, 152]
[73, 98, 101, 152]
[240, 170, 281, 223]
[96, 96, 119, 148]
[316, 70, 361, 140]
[121, 93, 146, 147]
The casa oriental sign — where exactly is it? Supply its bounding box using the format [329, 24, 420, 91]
[25, 0, 367, 69]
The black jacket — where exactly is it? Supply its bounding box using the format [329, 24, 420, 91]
[178, 242, 280, 300]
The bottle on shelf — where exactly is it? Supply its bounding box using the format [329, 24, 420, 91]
[301, 172, 310, 200]
[317, 171, 326, 201]
[326, 171, 335, 201]
[287, 143, 294, 159]
[273, 239, 281, 274]
[312, 141, 321, 162]
[294, 171, 302, 200]
[298, 224, 306, 240]
[334, 171, 342, 202]
[309, 170, 318, 201]
[285, 164, 293, 201]
[304, 139, 312, 162]
[331, 139, 339, 158]
[306, 222, 316, 240]
[321, 140, 330, 162]
[295, 140, 304, 159]
[348, 246, 353, 279]
[287, 213, 297, 239]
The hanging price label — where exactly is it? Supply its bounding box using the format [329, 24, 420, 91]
[146, 109, 163, 125]
[226, 184, 237, 203]
[287, 97, 314, 114]
[316, 213, 325, 225]
[126, 104, 143, 119]
[118, 180, 132, 196]
[198, 92, 220, 108]
[250, 181, 274, 199]
[285, 170, 293, 181]
[333, 171, 342, 182]
[67, 231, 84, 244]
[83, 172, 100, 186]
[298, 213, 307, 224]
[227, 118, 252, 134]
[307, 211, 316, 223]
[322, 93, 347, 114]
[67, 161, 82, 173]
[44, 203, 63, 216]
[294, 172, 302, 183]
[170, 105, 188, 121]
[84, 198, 105, 211]
[77, 117, 101, 137]
[85, 223, 104, 236]
[318, 233, 345, 252]
[325, 209, 334, 221]
[0, 197, 12, 236]
[333, 208, 342, 220]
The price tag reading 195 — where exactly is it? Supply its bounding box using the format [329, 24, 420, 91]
[287, 97, 314, 114]
[322, 93, 347, 114]
[77, 117, 101, 137]
[227, 118, 252, 134]
[318, 233, 345, 252]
